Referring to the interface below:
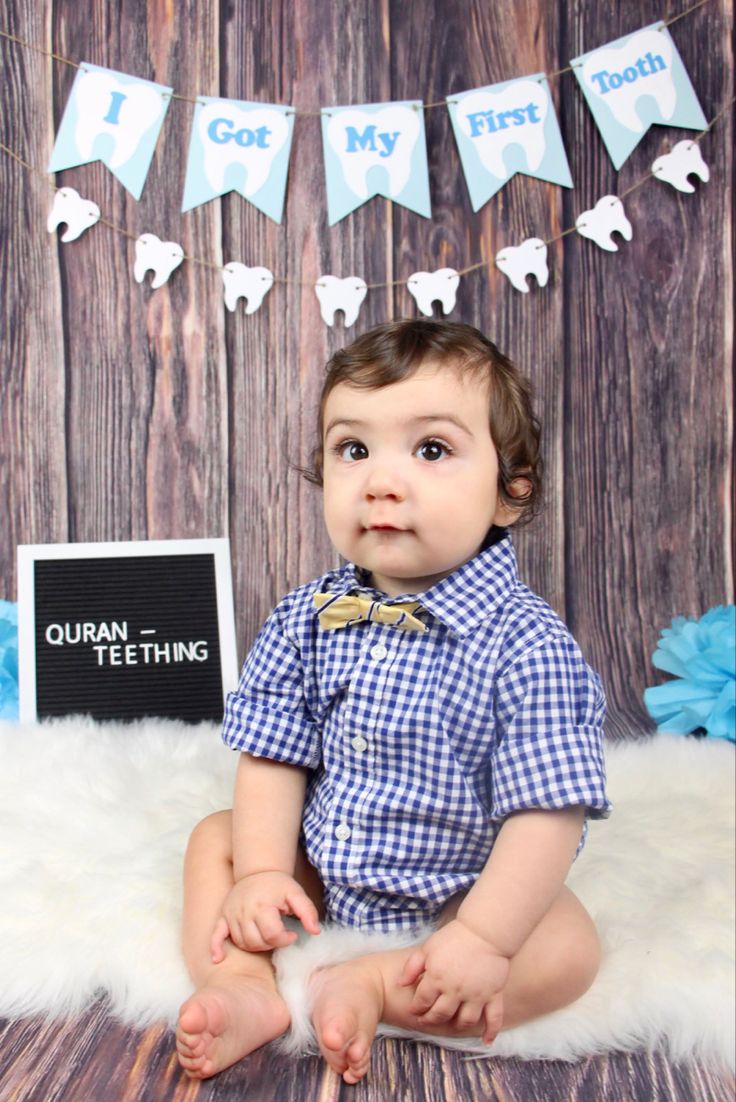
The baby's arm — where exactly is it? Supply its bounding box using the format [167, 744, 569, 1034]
[399, 806, 585, 1040]
[211, 752, 321, 961]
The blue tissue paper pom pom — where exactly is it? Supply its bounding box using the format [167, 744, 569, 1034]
[0, 599, 19, 721]
[643, 604, 735, 742]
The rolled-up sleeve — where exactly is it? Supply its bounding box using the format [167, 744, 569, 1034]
[222, 602, 321, 769]
[491, 631, 610, 821]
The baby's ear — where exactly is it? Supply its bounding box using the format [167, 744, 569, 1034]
[494, 477, 533, 527]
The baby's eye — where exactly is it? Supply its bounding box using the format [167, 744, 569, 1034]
[416, 438, 450, 462]
[336, 440, 369, 461]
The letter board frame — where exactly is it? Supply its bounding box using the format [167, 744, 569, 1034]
[17, 539, 238, 724]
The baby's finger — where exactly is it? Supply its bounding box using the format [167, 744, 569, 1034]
[482, 995, 504, 1044]
[398, 948, 427, 988]
[286, 889, 322, 936]
[409, 974, 442, 1016]
[210, 916, 230, 963]
[418, 992, 459, 1026]
[454, 1000, 484, 1031]
[256, 906, 291, 947]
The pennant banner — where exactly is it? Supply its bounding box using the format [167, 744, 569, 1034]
[181, 97, 294, 221]
[447, 75, 573, 211]
[571, 23, 707, 170]
[48, 64, 172, 200]
[321, 100, 431, 225]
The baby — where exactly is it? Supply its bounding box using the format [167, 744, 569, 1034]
[176, 319, 610, 1084]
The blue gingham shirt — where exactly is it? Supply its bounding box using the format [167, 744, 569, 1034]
[223, 536, 610, 932]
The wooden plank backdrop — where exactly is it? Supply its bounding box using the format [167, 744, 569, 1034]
[0, 0, 733, 730]
[0, 1, 734, 1100]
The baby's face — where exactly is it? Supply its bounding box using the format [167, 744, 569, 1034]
[321, 361, 516, 596]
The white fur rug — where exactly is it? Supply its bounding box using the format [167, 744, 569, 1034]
[0, 718, 733, 1072]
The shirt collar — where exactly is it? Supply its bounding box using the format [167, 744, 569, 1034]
[330, 535, 520, 635]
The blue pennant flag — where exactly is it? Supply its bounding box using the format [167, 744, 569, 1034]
[182, 97, 294, 221]
[571, 23, 707, 170]
[48, 64, 172, 200]
[447, 75, 573, 209]
[321, 100, 431, 225]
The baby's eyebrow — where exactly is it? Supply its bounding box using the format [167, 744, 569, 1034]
[411, 414, 473, 436]
[323, 417, 365, 437]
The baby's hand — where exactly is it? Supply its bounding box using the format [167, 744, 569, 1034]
[398, 919, 509, 1043]
[210, 870, 321, 960]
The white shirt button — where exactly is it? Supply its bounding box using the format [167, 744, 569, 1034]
[351, 736, 368, 752]
[335, 823, 351, 841]
[370, 643, 388, 660]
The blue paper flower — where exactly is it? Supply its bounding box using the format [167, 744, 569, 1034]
[0, 599, 19, 721]
[644, 605, 735, 742]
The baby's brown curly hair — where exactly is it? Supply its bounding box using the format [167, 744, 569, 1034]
[305, 318, 543, 525]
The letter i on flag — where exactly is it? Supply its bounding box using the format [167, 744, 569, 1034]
[321, 100, 431, 225]
[182, 97, 295, 221]
[447, 75, 573, 209]
[571, 23, 707, 169]
[48, 64, 172, 199]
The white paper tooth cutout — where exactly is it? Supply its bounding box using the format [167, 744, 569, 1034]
[652, 140, 709, 193]
[495, 239, 549, 293]
[222, 263, 274, 314]
[315, 276, 368, 327]
[133, 233, 184, 289]
[575, 196, 632, 252]
[47, 187, 100, 242]
[406, 268, 460, 316]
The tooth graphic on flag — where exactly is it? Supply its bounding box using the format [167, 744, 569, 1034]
[314, 276, 368, 328]
[222, 263, 275, 314]
[495, 239, 549, 294]
[575, 196, 632, 252]
[182, 98, 294, 222]
[48, 64, 172, 199]
[652, 140, 709, 193]
[447, 77, 572, 210]
[571, 24, 707, 170]
[406, 269, 460, 316]
[47, 187, 100, 242]
[134, 233, 184, 289]
[321, 101, 431, 224]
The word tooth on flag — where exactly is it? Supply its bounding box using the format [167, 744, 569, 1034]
[133, 233, 184, 289]
[447, 75, 573, 210]
[48, 64, 172, 200]
[571, 23, 707, 171]
[315, 276, 368, 328]
[321, 100, 431, 225]
[406, 269, 460, 316]
[495, 239, 549, 293]
[222, 263, 275, 314]
[182, 98, 294, 222]
[47, 187, 100, 242]
[652, 140, 709, 193]
[575, 196, 632, 252]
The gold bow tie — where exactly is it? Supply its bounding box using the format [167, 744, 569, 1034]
[314, 592, 427, 633]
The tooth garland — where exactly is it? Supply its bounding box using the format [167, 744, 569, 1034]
[133, 234, 185, 289]
[315, 277, 368, 327]
[43, 121, 713, 307]
[406, 270, 460, 316]
[575, 196, 634, 253]
[46, 186, 100, 242]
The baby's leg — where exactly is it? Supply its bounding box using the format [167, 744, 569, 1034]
[176, 811, 322, 1079]
[309, 887, 600, 1082]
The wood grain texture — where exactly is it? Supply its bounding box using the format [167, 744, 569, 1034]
[0, 2, 69, 553]
[1, 1008, 735, 1102]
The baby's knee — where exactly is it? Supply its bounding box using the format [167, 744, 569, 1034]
[186, 810, 233, 861]
[553, 903, 601, 1001]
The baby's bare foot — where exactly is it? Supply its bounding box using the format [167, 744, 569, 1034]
[176, 976, 290, 1079]
[310, 958, 384, 1084]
